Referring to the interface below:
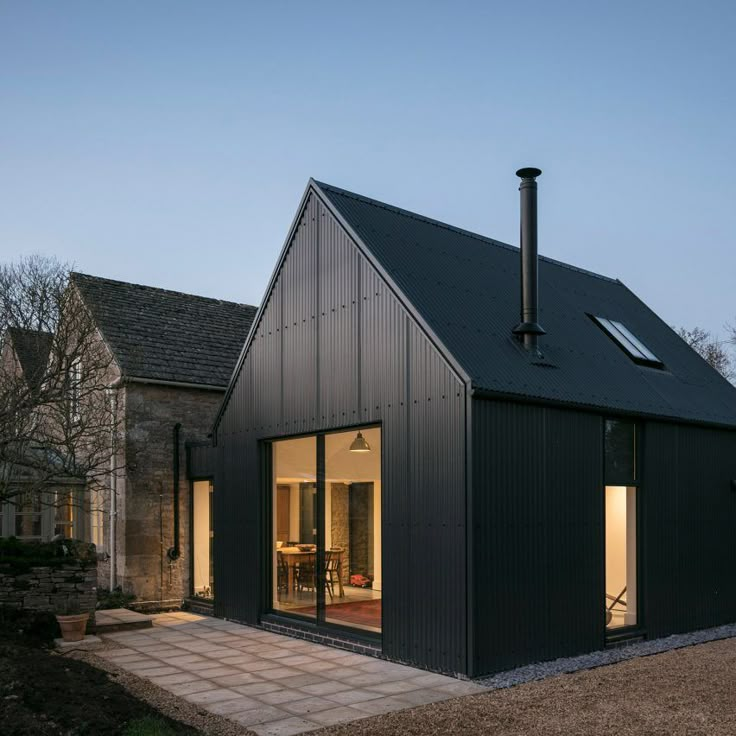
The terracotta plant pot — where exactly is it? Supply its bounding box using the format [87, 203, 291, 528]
[56, 612, 90, 642]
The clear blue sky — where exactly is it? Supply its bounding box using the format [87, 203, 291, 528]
[1, 1, 735, 338]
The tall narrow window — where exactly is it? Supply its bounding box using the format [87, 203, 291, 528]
[69, 357, 82, 423]
[53, 489, 75, 538]
[208, 482, 214, 595]
[605, 420, 636, 484]
[193, 480, 215, 599]
[89, 488, 105, 550]
[604, 419, 638, 630]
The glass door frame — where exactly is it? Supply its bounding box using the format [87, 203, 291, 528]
[262, 422, 382, 642]
[603, 417, 644, 642]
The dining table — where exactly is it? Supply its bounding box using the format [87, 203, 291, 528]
[278, 546, 344, 597]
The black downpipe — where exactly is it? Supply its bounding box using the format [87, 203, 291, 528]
[512, 167, 546, 350]
[167, 423, 182, 561]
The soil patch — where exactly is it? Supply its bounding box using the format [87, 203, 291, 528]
[0, 636, 200, 736]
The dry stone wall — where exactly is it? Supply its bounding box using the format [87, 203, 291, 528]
[0, 540, 97, 622]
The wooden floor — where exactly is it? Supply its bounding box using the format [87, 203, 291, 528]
[274, 586, 382, 633]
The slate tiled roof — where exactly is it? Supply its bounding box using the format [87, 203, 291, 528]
[315, 180, 736, 428]
[71, 273, 256, 388]
[7, 327, 53, 390]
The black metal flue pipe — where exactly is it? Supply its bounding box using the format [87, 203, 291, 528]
[513, 167, 546, 350]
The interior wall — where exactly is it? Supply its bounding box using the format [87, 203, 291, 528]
[288, 484, 300, 542]
[330, 483, 350, 580]
[605, 485, 637, 627]
[192, 480, 211, 592]
[605, 486, 627, 598]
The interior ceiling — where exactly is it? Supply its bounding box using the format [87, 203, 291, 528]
[274, 427, 381, 483]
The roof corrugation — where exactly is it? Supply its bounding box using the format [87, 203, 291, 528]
[71, 273, 257, 388]
[315, 180, 736, 428]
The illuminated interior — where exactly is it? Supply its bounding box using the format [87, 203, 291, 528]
[192, 480, 214, 598]
[605, 485, 637, 628]
[272, 428, 382, 634]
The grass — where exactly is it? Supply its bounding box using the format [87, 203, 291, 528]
[122, 716, 182, 736]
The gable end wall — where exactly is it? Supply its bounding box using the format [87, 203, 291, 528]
[215, 191, 469, 674]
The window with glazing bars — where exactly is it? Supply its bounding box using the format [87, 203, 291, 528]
[591, 316, 663, 367]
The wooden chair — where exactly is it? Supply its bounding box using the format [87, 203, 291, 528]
[605, 587, 627, 626]
[276, 551, 289, 597]
[325, 549, 343, 600]
[295, 553, 316, 596]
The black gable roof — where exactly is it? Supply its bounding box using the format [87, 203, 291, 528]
[315, 180, 736, 429]
[7, 327, 53, 390]
[71, 273, 256, 388]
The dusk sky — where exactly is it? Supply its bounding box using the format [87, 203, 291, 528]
[1, 2, 734, 339]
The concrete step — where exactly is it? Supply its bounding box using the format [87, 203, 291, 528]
[95, 607, 153, 633]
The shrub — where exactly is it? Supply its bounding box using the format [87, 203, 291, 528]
[0, 608, 59, 647]
[97, 586, 136, 610]
[0, 537, 96, 574]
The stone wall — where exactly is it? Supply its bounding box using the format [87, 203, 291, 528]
[330, 483, 350, 582]
[120, 382, 223, 604]
[0, 540, 97, 623]
[349, 483, 374, 579]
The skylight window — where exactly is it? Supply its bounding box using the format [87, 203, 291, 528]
[591, 316, 663, 367]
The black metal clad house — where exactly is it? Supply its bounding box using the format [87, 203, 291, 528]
[212, 174, 736, 677]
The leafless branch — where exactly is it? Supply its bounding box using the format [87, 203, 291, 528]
[0, 255, 123, 508]
[676, 325, 734, 382]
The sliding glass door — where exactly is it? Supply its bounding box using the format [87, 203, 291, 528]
[271, 427, 381, 635]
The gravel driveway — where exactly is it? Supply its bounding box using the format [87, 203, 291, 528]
[314, 637, 736, 735]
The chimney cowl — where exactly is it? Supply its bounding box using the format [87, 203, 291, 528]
[516, 167, 542, 179]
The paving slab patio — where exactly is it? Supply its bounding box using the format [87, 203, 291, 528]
[97, 611, 484, 735]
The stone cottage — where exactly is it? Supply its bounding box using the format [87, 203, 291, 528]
[59, 274, 255, 605]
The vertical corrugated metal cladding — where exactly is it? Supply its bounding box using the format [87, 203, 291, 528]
[471, 399, 604, 675]
[187, 442, 216, 478]
[406, 323, 466, 671]
[215, 190, 468, 674]
[643, 422, 736, 638]
[214, 355, 260, 624]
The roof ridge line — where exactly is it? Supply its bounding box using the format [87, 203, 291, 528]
[315, 180, 618, 284]
[70, 272, 257, 310]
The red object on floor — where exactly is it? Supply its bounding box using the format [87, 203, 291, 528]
[290, 599, 382, 630]
[350, 574, 372, 588]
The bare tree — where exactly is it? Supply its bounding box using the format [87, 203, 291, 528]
[676, 326, 734, 381]
[727, 320, 736, 352]
[0, 255, 67, 337]
[0, 256, 121, 523]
